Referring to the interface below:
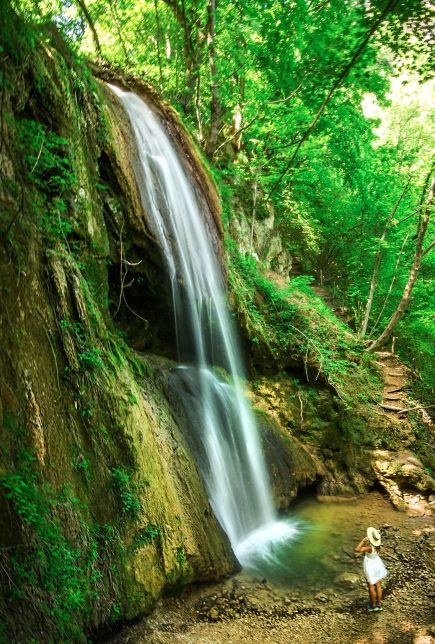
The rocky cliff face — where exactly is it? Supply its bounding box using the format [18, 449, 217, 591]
[0, 19, 235, 642]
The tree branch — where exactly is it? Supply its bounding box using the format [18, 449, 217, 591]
[268, 0, 400, 198]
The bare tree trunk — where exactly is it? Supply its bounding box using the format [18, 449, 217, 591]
[74, 0, 102, 57]
[108, 0, 130, 64]
[367, 171, 434, 353]
[154, 0, 164, 90]
[205, 0, 222, 157]
[360, 180, 410, 336]
[161, 0, 204, 112]
[194, 73, 204, 143]
[369, 232, 409, 336]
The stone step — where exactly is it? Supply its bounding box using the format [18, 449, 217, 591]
[383, 393, 405, 401]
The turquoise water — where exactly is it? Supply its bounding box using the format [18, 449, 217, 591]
[240, 496, 375, 589]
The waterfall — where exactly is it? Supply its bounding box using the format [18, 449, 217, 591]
[109, 85, 296, 563]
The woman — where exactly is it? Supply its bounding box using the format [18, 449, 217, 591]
[355, 526, 388, 612]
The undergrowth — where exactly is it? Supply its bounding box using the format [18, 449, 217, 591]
[229, 247, 382, 408]
[0, 450, 116, 640]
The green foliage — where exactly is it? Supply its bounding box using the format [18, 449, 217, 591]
[132, 524, 161, 550]
[176, 545, 186, 566]
[77, 347, 104, 371]
[230, 250, 382, 407]
[16, 118, 76, 242]
[110, 467, 146, 519]
[60, 319, 105, 377]
[0, 451, 95, 639]
[17, 119, 75, 196]
[9, 0, 432, 405]
[0, 0, 36, 63]
[73, 452, 91, 480]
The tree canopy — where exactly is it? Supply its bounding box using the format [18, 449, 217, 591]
[7, 0, 435, 401]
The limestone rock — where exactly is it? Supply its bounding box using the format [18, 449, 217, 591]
[333, 572, 360, 589]
[372, 450, 435, 515]
[257, 413, 323, 509]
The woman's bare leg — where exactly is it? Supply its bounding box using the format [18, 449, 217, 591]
[375, 581, 383, 606]
[367, 583, 377, 607]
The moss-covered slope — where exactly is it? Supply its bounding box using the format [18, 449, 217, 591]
[0, 11, 235, 642]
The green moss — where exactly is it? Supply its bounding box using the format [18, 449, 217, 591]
[229, 249, 382, 408]
[0, 452, 97, 640]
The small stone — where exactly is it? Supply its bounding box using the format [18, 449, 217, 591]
[208, 607, 219, 621]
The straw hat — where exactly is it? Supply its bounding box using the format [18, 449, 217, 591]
[367, 527, 381, 547]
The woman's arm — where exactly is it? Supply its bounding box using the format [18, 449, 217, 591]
[355, 536, 371, 553]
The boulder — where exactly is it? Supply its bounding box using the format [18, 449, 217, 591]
[372, 450, 435, 515]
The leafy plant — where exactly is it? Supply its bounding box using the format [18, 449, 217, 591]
[0, 452, 95, 639]
[110, 467, 144, 519]
[176, 545, 186, 565]
[132, 524, 161, 550]
[229, 249, 382, 407]
[16, 118, 77, 242]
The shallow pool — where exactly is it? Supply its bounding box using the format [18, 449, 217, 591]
[237, 491, 411, 590]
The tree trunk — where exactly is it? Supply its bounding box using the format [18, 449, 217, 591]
[370, 232, 409, 336]
[108, 0, 130, 64]
[161, 0, 204, 113]
[360, 179, 410, 336]
[205, 0, 222, 157]
[74, 0, 102, 57]
[367, 172, 434, 353]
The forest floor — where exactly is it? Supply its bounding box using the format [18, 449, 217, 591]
[107, 492, 434, 644]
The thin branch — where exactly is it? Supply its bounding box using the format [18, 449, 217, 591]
[297, 391, 304, 430]
[422, 239, 435, 258]
[361, 178, 411, 336]
[396, 403, 435, 414]
[74, 0, 102, 56]
[268, 0, 400, 198]
[29, 140, 44, 175]
[212, 115, 258, 157]
[369, 232, 409, 337]
[268, 82, 302, 105]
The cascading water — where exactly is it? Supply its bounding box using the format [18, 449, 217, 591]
[109, 85, 299, 565]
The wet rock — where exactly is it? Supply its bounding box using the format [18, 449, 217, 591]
[257, 413, 323, 509]
[315, 593, 328, 602]
[334, 572, 360, 589]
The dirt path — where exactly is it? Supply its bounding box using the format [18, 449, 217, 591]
[107, 493, 434, 644]
[374, 351, 409, 415]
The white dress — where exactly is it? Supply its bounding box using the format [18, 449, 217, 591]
[363, 546, 388, 585]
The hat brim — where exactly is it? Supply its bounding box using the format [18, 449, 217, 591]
[367, 527, 381, 546]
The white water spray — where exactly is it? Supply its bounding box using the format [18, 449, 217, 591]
[110, 85, 297, 563]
